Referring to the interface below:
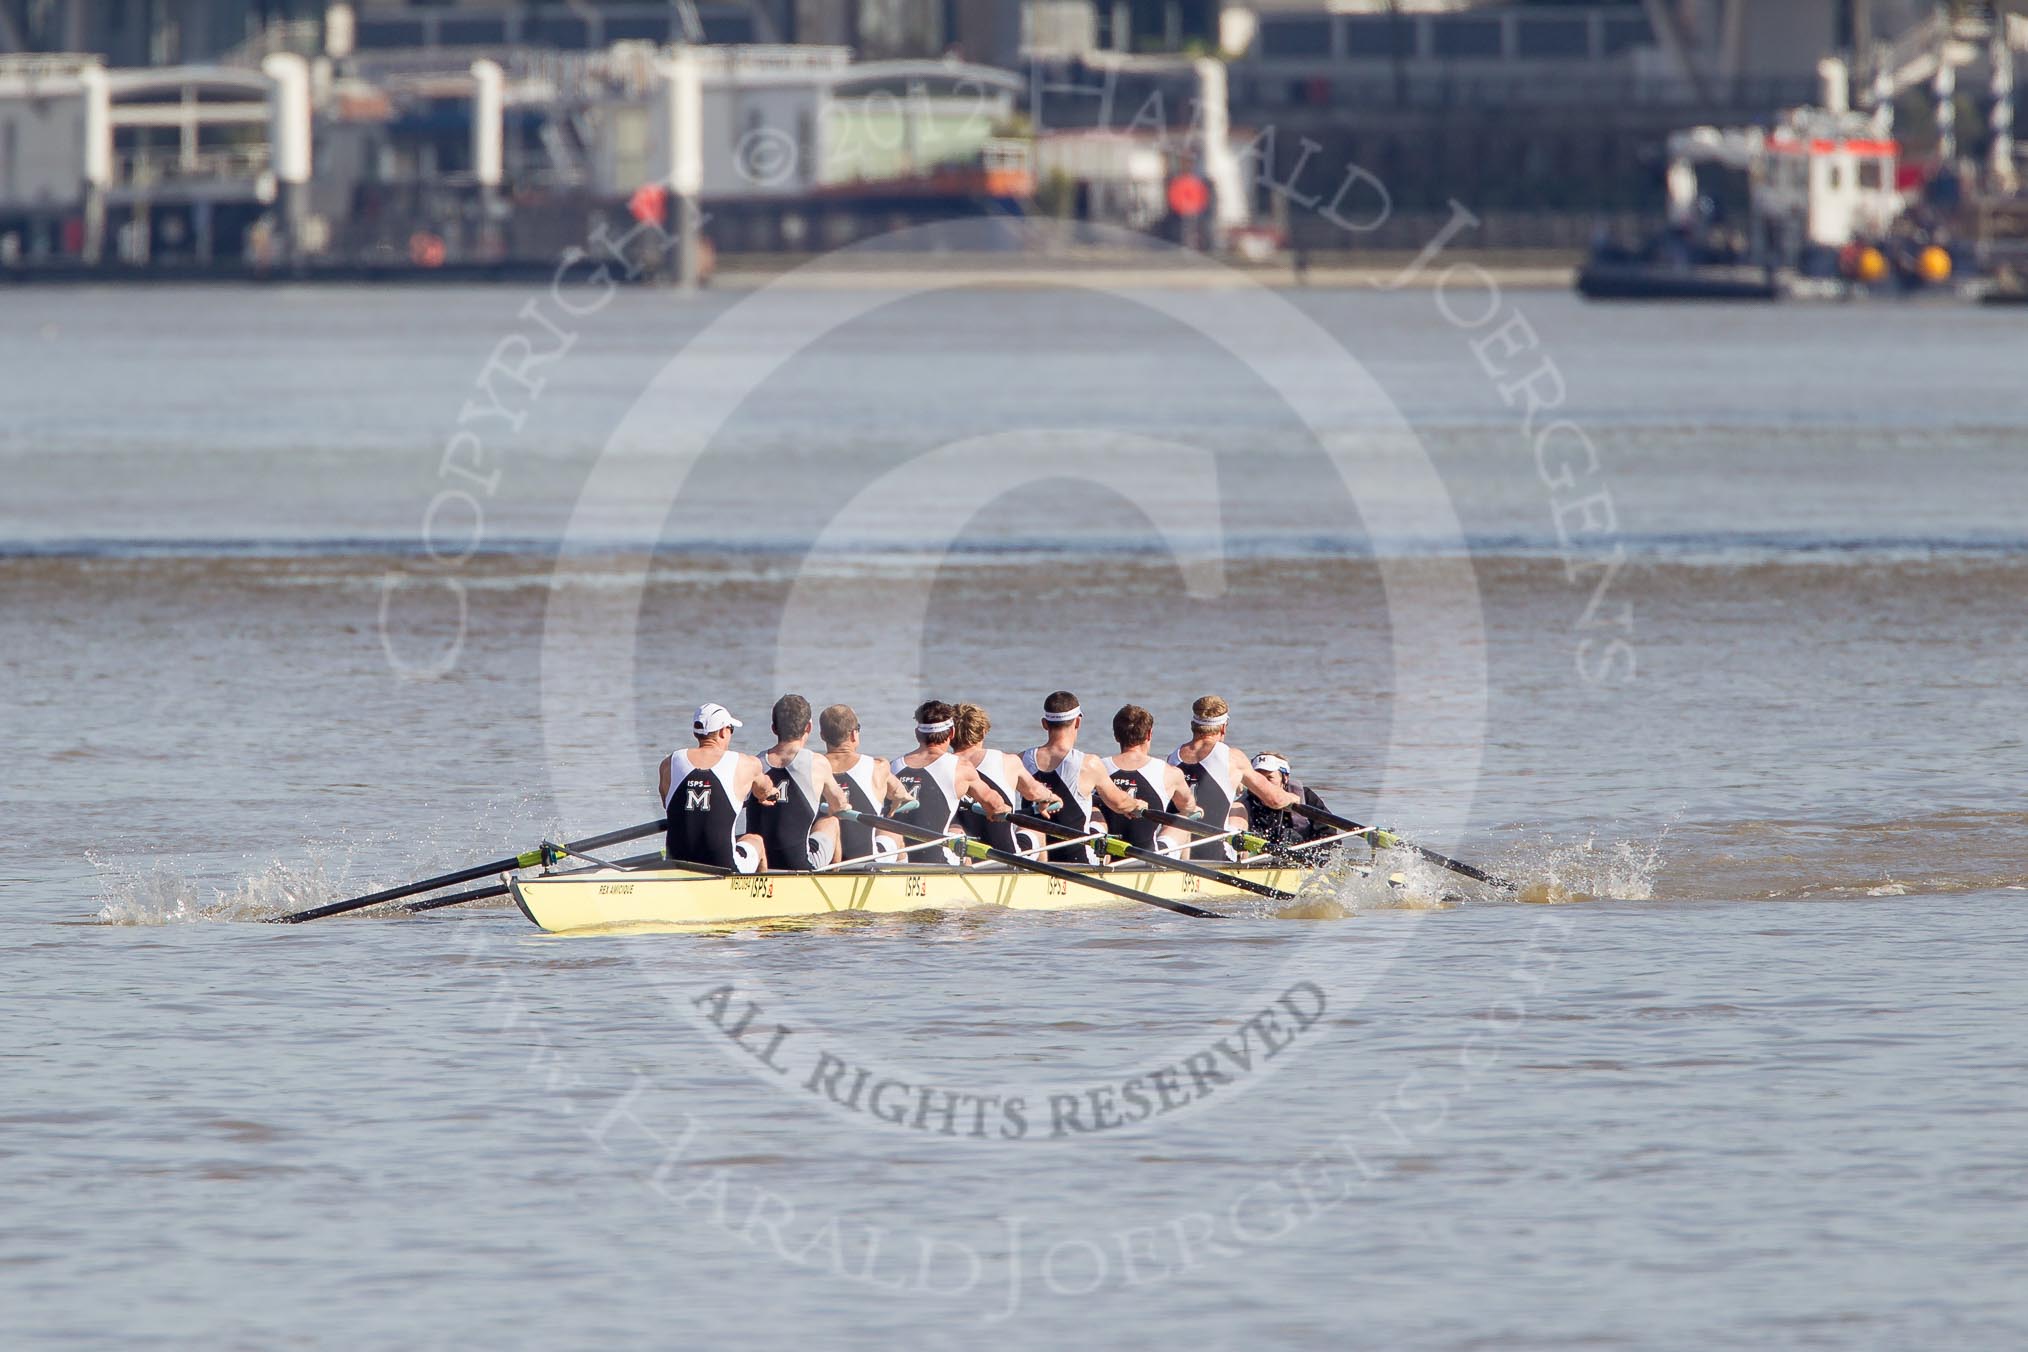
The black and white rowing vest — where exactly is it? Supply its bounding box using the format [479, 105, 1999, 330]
[663, 748, 744, 869]
[889, 751, 960, 865]
[959, 748, 1022, 854]
[753, 747, 820, 871]
[833, 753, 884, 863]
[1168, 745, 1238, 862]
[1100, 757, 1167, 852]
[1023, 746, 1094, 864]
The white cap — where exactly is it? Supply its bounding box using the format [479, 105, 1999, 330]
[692, 702, 742, 734]
[1252, 753, 1291, 777]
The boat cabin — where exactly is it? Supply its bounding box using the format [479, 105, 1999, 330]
[1664, 107, 1909, 271]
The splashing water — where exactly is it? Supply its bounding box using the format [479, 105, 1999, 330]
[88, 794, 569, 925]
[91, 854, 360, 925]
[1262, 847, 1461, 919]
[1495, 829, 1667, 904]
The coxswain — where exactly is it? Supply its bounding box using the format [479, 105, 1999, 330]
[1241, 751, 1338, 852]
[1167, 695, 1298, 862]
[658, 702, 779, 873]
[952, 702, 1060, 855]
[752, 694, 852, 870]
[817, 702, 915, 865]
[890, 700, 1010, 864]
[1020, 691, 1147, 864]
[1098, 704, 1198, 854]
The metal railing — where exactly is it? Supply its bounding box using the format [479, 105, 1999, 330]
[1237, 72, 1820, 112]
[115, 145, 272, 187]
[350, 3, 757, 55]
[0, 52, 103, 79]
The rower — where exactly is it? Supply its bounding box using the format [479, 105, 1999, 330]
[952, 702, 1060, 855]
[818, 702, 915, 865]
[1241, 751, 1337, 852]
[1019, 690, 1147, 864]
[890, 700, 1011, 865]
[752, 694, 851, 870]
[1167, 694, 1297, 862]
[1098, 704, 1198, 854]
[657, 702, 780, 873]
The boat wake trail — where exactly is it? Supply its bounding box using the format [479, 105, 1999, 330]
[1649, 809, 2028, 902]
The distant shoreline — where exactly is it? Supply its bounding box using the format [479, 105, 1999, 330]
[712, 250, 1580, 291]
[0, 249, 1580, 291]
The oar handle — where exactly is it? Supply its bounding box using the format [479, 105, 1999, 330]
[838, 810, 1222, 919]
[1010, 812, 1297, 901]
[1099, 836, 1295, 900]
[1132, 807, 1270, 854]
[1005, 810, 1082, 839]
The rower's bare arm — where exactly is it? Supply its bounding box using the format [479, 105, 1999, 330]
[1014, 763, 1059, 809]
[877, 761, 913, 808]
[1086, 759, 1144, 815]
[743, 756, 782, 805]
[657, 758, 671, 805]
[814, 759, 851, 814]
[962, 765, 1011, 819]
[1165, 766, 1198, 815]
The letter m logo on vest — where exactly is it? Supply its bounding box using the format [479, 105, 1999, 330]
[685, 786, 712, 813]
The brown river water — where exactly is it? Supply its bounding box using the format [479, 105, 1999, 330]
[3, 280, 2026, 1347]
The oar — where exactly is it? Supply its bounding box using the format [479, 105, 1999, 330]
[273, 818, 669, 923]
[838, 810, 1223, 919]
[399, 881, 512, 913]
[1138, 807, 1270, 855]
[1007, 811, 1298, 901]
[397, 851, 673, 916]
[538, 839, 736, 874]
[1266, 803, 1514, 892]
[1014, 826, 1108, 858]
[1143, 806, 1371, 862]
[1278, 825, 1368, 856]
[816, 830, 956, 873]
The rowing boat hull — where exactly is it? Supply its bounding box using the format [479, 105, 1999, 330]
[509, 861, 1318, 933]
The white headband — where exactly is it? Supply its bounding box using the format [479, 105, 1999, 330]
[1041, 705, 1082, 724]
[916, 719, 954, 736]
[1192, 712, 1229, 728]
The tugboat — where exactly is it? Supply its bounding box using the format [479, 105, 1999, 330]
[1579, 61, 1961, 301]
[1579, 108, 1958, 300]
